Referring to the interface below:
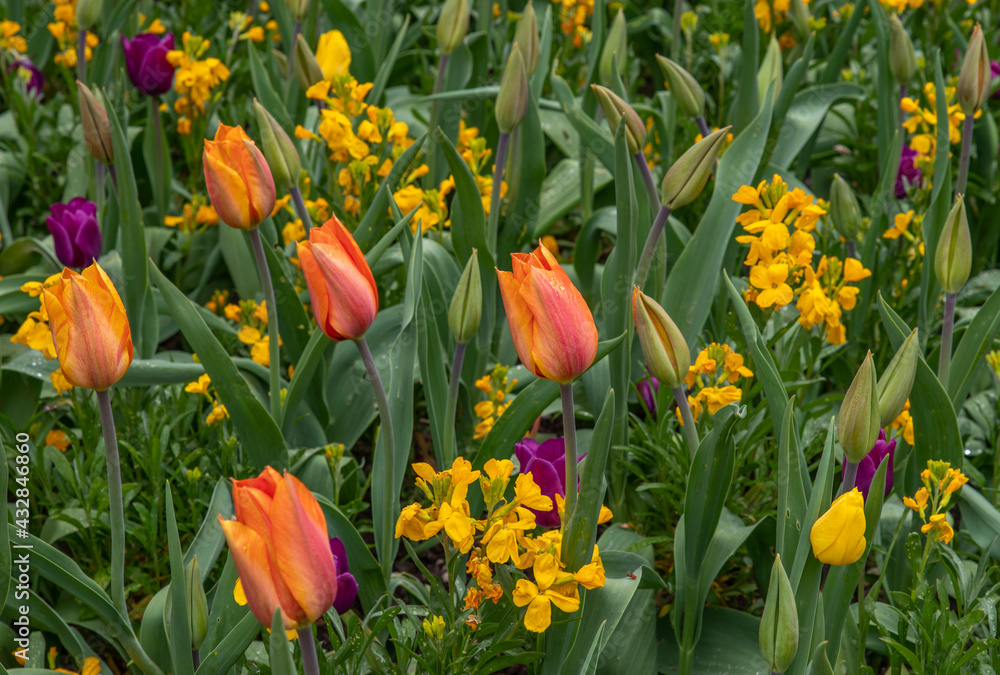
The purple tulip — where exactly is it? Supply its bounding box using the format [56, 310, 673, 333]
[121, 33, 176, 96]
[991, 60, 1000, 99]
[842, 429, 895, 500]
[515, 437, 586, 528]
[46, 197, 102, 268]
[637, 377, 659, 416]
[329, 537, 358, 614]
[895, 145, 922, 198]
[8, 59, 44, 99]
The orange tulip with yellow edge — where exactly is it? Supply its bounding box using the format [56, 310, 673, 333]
[203, 123, 276, 230]
[219, 467, 339, 629]
[42, 262, 133, 391]
[496, 244, 598, 383]
[809, 487, 867, 566]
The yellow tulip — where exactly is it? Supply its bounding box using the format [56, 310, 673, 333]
[809, 488, 866, 566]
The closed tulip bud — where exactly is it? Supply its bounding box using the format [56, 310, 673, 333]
[436, 0, 469, 55]
[878, 328, 918, 427]
[185, 556, 209, 649]
[655, 55, 705, 119]
[514, 3, 540, 75]
[42, 262, 133, 391]
[838, 351, 880, 464]
[659, 126, 730, 209]
[496, 45, 529, 133]
[789, 0, 811, 42]
[253, 99, 301, 191]
[957, 25, 990, 116]
[598, 9, 627, 87]
[829, 173, 862, 240]
[286, 0, 309, 21]
[759, 555, 798, 673]
[889, 15, 916, 84]
[497, 243, 598, 383]
[76, 0, 102, 31]
[632, 287, 690, 389]
[203, 123, 276, 230]
[449, 251, 482, 343]
[934, 195, 971, 294]
[810, 488, 867, 565]
[293, 34, 324, 91]
[591, 85, 645, 154]
[77, 81, 113, 164]
[297, 216, 379, 341]
[273, 50, 289, 79]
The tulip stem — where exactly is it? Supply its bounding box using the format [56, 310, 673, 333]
[299, 628, 321, 675]
[845, 240, 857, 260]
[249, 229, 282, 422]
[289, 184, 311, 232]
[356, 337, 396, 582]
[560, 382, 579, 525]
[635, 205, 672, 289]
[441, 341, 466, 468]
[673, 387, 699, 459]
[76, 29, 86, 84]
[938, 291, 956, 387]
[634, 152, 660, 212]
[152, 95, 165, 217]
[955, 116, 974, 198]
[695, 115, 711, 139]
[898, 84, 908, 128]
[487, 131, 510, 252]
[842, 460, 859, 494]
[97, 389, 128, 619]
[192, 651, 200, 670]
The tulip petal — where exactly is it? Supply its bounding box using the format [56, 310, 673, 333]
[312, 241, 378, 339]
[232, 484, 273, 540]
[497, 268, 539, 375]
[203, 143, 251, 229]
[238, 139, 276, 224]
[219, 517, 282, 628]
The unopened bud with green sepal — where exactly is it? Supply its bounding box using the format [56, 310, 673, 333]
[293, 34, 324, 91]
[449, 251, 482, 343]
[659, 126, 730, 209]
[655, 55, 704, 119]
[436, 0, 469, 55]
[286, 0, 309, 21]
[632, 287, 690, 389]
[76, 0, 102, 31]
[759, 554, 798, 673]
[934, 195, 972, 294]
[77, 81, 113, 164]
[838, 351, 880, 463]
[514, 2, 540, 75]
[889, 15, 916, 84]
[830, 173, 862, 240]
[591, 85, 645, 155]
[496, 45, 529, 133]
[878, 327, 918, 428]
[957, 25, 990, 116]
[254, 99, 301, 191]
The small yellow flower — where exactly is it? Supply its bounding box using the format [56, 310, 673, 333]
[45, 429, 70, 452]
[185, 373, 212, 395]
[423, 615, 446, 640]
[205, 400, 228, 425]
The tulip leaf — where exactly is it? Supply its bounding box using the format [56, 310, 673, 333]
[183, 478, 234, 581]
[150, 263, 288, 469]
[269, 609, 296, 675]
[368, 15, 409, 106]
[142, 97, 172, 225]
[248, 43, 291, 133]
[165, 483, 195, 675]
[438, 128, 489, 262]
[776, 395, 808, 566]
[506, 99, 546, 248]
[139, 587, 174, 673]
[353, 132, 428, 251]
[218, 222, 262, 301]
[280, 327, 333, 439]
[948, 282, 1000, 406]
[193, 612, 261, 675]
[733, 0, 759, 132]
[549, 73, 615, 172]
[768, 83, 864, 170]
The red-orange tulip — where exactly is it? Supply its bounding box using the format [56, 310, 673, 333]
[297, 216, 379, 341]
[42, 262, 133, 391]
[496, 244, 598, 383]
[203, 123, 276, 230]
[219, 468, 339, 629]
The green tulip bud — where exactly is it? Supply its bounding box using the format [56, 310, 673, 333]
[598, 9, 627, 87]
[789, 0, 811, 42]
[934, 195, 972, 294]
[436, 0, 469, 55]
[272, 50, 289, 79]
[758, 34, 783, 103]
[514, 2, 540, 75]
[449, 251, 482, 343]
[286, 0, 309, 22]
[76, 0, 103, 31]
[77, 81, 113, 164]
[654, 55, 705, 119]
[889, 15, 916, 85]
[496, 45, 529, 133]
[293, 33, 324, 91]
[829, 173, 862, 240]
[878, 327, 918, 428]
[759, 555, 798, 673]
[254, 99, 301, 192]
[591, 85, 646, 155]
[632, 287, 690, 389]
[659, 126, 730, 209]
[838, 351, 880, 464]
[166, 556, 209, 650]
[957, 25, 990, 116]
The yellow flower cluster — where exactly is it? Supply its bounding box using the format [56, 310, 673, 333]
[48, 0, 99, 69]
[10, 275, 74, 393]
[0, 20, 27, 53]
[204, 291, 279, 368]
[901, 82, 980, 176]
[678, 343, 753, 424]
[164, 196, 219, 232]
[184, 373, 230, 426]
[734, 175, 871, 345]
[166, 33, 231, 135]
[754, 0, 789, 33]
[396, 457, 607, 633]
[474, 364, 518, 439]
[902, 460, 968, 544]
[552, 0, 594, 48]
[890, 398, 914, 445]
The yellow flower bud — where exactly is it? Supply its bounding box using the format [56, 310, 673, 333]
[659, 126, 730, 209]
[655, 55, 705, 119]
[934, 195, 971, 295]
[591, 85, 646, 155]
[838, 351, 879, 464]
[759, 555, 798, 673]
[810, 488, 866, 566]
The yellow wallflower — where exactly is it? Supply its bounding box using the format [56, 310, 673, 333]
[45, 429, 70, 452]
[0, 20, 28, 52]
[205, 400, 229, 425]
[473, 364, 517, 438]
[512, 552, 582, 632]
[185, 373, 212, 395]
[167, 33, 230, 131]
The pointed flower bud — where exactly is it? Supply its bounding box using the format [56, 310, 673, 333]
[934, 195, 972, 294]
[957, 25, 990, 116]
[76, 0, 102, 31]
[878, 327, 918, 428]
[759, 555, 798, 673]
[273, 50, 289, 79]
[810, 488, 867, 566]
[77, 81, 113, 164]
[186, 556, 209, 649]
[286, 0, 309, 21]
[293, 34, 324, 91]
[514, 2, 540, 75]
[598, 9, 627, 87]
[829, 173, 862, 240]
[659, 126, 730, 209]
[655, 55, 705, 119]
[436, 0, 469, 55]
[838, 351, 880, 464]
[591, 85, 646, 155]
[496, 45, 529, 133]
[449, 251, 482, 343]
[889, 15, 916, 84]
[632, 287, 690, 390]
[253, 99, 301, 192]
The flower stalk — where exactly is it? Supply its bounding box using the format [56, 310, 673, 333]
[938, 291, 957, 386]
[635, 152, 660, 212]
[299, 629, 321, 675]
[635, 205, 672, 288]
[842, 459, 859, 494]
[487, 131, 510, 250]
[289, 184, 311, 233]
[955, 116, 974, 197]
[560, 382, 579, 525]
[673, 387, 699, 458]
[97, 389, 128, 619]
[441, 342, 466, 467]
[249, 229, 282, 422]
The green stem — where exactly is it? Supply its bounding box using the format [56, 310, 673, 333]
[954, 115, 973, 197]
[842, 460, 859, 494]
[95, 163, 106, 218]
[671, 0, 683, 61]
[673, 386, 699, 458]
[937, 291, 956, 386]
[290, 184, 312, 232]
[76, 29, 86, 84]
[97, 389, 128, 619]
[634, 152, 660, 212]
[152, 96, 165, 217]
[560, 382, 578, 526]
[249, 229, 282, 422]
[695, 115, 711, 139]
[678, 645, 694, 675]
[635, 205, 672, 289]
[487, 131, 510, 252]
[299, 627, 320, 675]
[441, 341, 466, 468]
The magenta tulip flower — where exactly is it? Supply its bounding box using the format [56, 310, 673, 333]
[842, 429, 895, 500]
[515, 437, 586, 528]
[121, 33, 176, 96]
[329, 537, 358, 614]
[46, 197, 102, 268]
[8, 58, 44, 98]
[895, 145, 922, 198]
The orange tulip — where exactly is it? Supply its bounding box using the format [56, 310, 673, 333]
[42, 262, 133, 391]
[203, 123, 276, 230]
[497, 244, 598, 383]
[219, 468, 339, 629]
[297, 216, 379, 341]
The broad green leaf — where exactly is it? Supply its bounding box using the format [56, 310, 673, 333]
[142, 98, 172, 224]
[193, 612, 260, 675]
[948, 282, 1000, 405]
[549, 74, 615, 172]
[768, 83, 864, 169]
[184, 478, 233, 580]
[269, 609, 296, 675]
[506, 100, 546, 248]
[218, 223, 261, 301]
[658, 607, 767, 673]
[280, 328, 332, 439]
[139, 588, 173, 673]
[733, 0, 759, 132]
[165, 484, 195, 675]
[821, 0, 865, 83]
[368, 16, 410, 105]
[573, 206, 617, 302]
[777, 395, 808, 564]
[872, 0, 896, 170]
[535, 158, 614, 237]
[353, 132, 427, 250]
